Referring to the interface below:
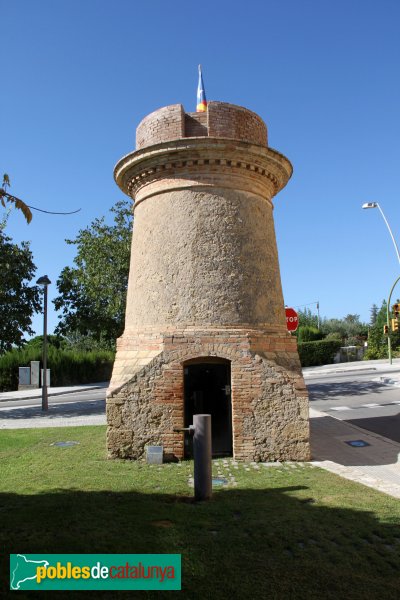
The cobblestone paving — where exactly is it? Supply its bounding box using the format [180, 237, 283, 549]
[187, 458, 310, 489]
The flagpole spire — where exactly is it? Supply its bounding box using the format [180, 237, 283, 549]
[196, 65, 207, 112]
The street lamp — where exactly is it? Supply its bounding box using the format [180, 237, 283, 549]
[362, 202, 400, 364]
[362, 203, 400, 265]
[36, 275, 51, 410]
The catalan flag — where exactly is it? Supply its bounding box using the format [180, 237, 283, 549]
[196, 65, 207, 112]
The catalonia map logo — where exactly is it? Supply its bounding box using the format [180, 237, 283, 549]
[10, 554, 181, 591]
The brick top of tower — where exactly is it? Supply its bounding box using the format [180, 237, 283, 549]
[135, 102, 268, 150]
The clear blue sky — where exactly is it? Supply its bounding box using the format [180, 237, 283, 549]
[3, 0, 400, 336]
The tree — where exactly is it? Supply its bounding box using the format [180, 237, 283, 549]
[53, 200, 132, 348]
[296, 308, 319, 330]
[370, 303, 379, 325]
[321, 314, 367, 344]
[1, 173, 81, 224]
[365, 301, 388, 359]
[0, 174, 32, 224]
[24, 335, 67, 350]
[365, 299, 400, 359]
[0, 229, 41, 353]
[297, 326, 324, 343]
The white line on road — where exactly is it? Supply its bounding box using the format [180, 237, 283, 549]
[0, 404, 39, 411]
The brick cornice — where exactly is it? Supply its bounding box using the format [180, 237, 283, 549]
[114, 138, 292, 207]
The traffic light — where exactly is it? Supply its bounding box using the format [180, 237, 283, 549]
[392, 319, 399, 332]
[392, 303, 400, 318]
[384, 324, 389, 335]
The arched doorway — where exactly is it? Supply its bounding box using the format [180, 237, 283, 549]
[184, 358, 232, 457]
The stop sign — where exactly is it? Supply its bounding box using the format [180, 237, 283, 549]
[285, 307, 299, 332]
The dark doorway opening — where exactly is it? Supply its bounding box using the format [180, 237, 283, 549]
[184, 359, 232, 457]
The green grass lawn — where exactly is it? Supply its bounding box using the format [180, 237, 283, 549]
[1, 425, 400, 599]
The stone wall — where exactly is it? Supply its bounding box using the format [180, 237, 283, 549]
[123, 188, 286, 331]
[107, 329, 309, 462]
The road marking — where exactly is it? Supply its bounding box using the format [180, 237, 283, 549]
[0, 404, 39, 411]
[321, 401, 400, 412]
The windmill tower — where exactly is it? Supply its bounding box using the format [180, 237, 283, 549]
[107, 100, 309, 462]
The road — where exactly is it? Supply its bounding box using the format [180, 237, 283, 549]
[1, 365, 400, 442]
[0, 389, 106, 428]
[305, 367, 400, 443]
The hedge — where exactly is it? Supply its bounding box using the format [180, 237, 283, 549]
[0, 347, 115, 392]
[296, 326, 324, 343]
[297, 340, 342, 367]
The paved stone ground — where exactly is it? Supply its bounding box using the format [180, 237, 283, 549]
[187, 459, 309, 492]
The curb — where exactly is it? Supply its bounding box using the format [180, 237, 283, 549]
[0, 385, 107, 404]
[303, 367, 378, 378]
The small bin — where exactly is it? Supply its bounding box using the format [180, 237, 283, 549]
[146, 445, 163, 464]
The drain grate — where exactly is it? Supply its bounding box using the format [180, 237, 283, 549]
[51, 441, 80, 448]
[345, 440, 371, 448]
[212, 477, 228, 487]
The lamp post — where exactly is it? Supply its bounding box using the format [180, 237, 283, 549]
[36, 275, 51, 410]
[362, 203, 400, 264]
[362, 203, 400, 364]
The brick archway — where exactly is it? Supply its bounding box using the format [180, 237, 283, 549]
[107, 332, 309, 462]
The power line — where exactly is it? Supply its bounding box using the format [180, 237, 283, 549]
[294, 301, 319, 309]
[27, 204, 81, 215]
[293, 301, 321, 330]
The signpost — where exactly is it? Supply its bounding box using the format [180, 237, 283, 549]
[285, 307, 299, 332]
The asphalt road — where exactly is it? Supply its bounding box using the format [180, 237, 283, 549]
[2, 368, 400, 442]
[306, 369, 400, 443]
[0, 389, 106, 426]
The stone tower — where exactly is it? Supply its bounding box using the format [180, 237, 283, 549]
[107, 101, 309, 462]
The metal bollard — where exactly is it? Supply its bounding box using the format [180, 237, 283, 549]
[193, 414, 212, 501]
[173, 414, 212, 501]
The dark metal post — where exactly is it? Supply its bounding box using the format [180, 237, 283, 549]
[42, 283, 48, 411]
[193, 414, 212, 501]
[36, 275, 51, 411]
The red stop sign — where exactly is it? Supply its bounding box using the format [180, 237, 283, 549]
[285, 307, 299, 332]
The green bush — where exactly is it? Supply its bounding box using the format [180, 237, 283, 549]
[0, 347, 115, 392]
[24, 335, 67, 350]
[364, 346, 388, 360]
[298, 340, 342, 367]
[296, 326, 324, 343]
[325, 332, 342, 342]
[0, 346, 42, 391]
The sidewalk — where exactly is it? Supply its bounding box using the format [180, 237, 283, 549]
[0, 382, 109, 403]
[303, 357, 400, 378]
[304, 360, 400, 498]
[310, 407, 400, 499]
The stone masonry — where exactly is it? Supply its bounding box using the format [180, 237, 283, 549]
[107, 101, 310, 462]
